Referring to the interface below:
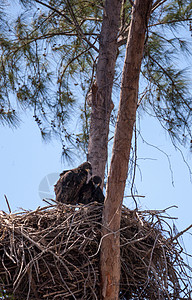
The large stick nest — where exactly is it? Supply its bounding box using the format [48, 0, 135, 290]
[0, 203, 191, 299]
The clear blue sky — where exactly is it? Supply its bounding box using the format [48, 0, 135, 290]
[0, 112, 191, 231]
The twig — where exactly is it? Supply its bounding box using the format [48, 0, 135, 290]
[130, 123, 138, 210]
[169, 224, 192, 242]
[4, 194, 11, 214]
[0, 203, 191, 299]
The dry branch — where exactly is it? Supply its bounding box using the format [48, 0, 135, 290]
[0, 203, 191, 299]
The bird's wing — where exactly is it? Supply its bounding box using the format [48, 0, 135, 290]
[93, 187, 105, 203]
[78, 180, 94, 204]
[54, 171, 74, 194]
[62, 171, 75, 185]
[54, 171, 76, 203]
[54, 167, 88, 204]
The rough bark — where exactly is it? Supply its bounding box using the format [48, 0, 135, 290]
[100, 1, 153, 299]
[87, 0, 122, 183]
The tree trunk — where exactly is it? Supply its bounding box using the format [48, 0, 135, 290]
[87, 0, 122, 183]
[100, 1, 153, 299]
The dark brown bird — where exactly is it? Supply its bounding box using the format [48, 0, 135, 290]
[78, 175, 104, 205]
[54, 162, 92, 204]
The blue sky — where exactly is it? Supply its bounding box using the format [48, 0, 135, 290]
[0, 112, 191, 232]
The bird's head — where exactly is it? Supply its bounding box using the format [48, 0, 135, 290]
[79, 161, 92, 175]
[91, 175, 102, 188]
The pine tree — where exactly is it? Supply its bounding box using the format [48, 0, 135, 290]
[1, 1, 192, 297]
[1, 0, 192, 162]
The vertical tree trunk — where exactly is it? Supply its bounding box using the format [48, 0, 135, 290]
[87, 0, 122, 182]
[100, 1, 153, 299]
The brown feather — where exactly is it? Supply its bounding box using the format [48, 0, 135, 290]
[54, 162, 92, 204]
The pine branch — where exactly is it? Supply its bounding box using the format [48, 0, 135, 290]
[152, 0, 168, 12]
[65, 0, 99, 53]
[148, 54, 191, 111]
[34, 0, 73, 25]
[33, 0, 99, 53]
[58, 44, 93, 93]
[149, 17, 192, 27]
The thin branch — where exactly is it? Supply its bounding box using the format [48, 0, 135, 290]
[149, 18, 192, 27]
[169, 224, 192, 242]
[4, 194, 11, 214]
[58, 44, 94, 93]
[33, 0, 98, 52]
[129, 0, 134, 6]
[8, 30, 98, 60]
[65, 0, 99, 53]
[173, 144, 192, 182]
[138, 131, 175, 186]
[34, 0, 73, 25]
[130, 123, 138, 210]
[138, 205, 178, 215]
[152, 0, 168, 12]
[148, 54, 192, 111]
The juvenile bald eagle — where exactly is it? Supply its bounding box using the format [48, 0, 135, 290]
[78, 175, 104, 205]
[54, 162, 92, 204]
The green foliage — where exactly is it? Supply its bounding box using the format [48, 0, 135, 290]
[0, 0, 192, 158]
[0, 0, 103, 158]
[161, 0, 192, 25]
[140, 0, 192, 148]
